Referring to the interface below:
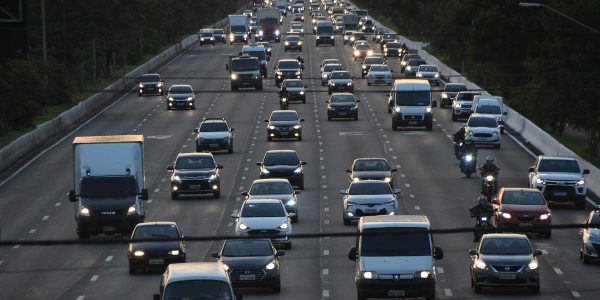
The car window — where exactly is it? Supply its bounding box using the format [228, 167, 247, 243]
[263, 152, 300, 166]
[354, 160, 390, 171]
[200, 122, 229, 132]
[133, 225, 179, 240]
[330, 72, 351, 79]
[361, 228, 431, 256]
[213, 29, 224, 34]
[348, 182, 392, 195]
[330, 95, 355, 103]
[170, 86, 193, 94]
[369, 65, 389, 72]
[175, 156, 215, 169]
[356, 44, 370, 50]
[467, 117, 498, 128]
[201, 32, 212, 37]
[324, 64, 342, 72]
[140, 74, 160, 82]
[408, 59, 425, 66]
[222, 240, 273, 257]
[271, 112, 298, 121]
[287, 36, 301, 41]
[537, 159, 581, 173]
[278, 61, 301, 69]
[456, 92, 480, 101]
[480, 238, 532, 255]
[445, 84, 467, 92]
[241, 202, 286, 217]
[283, 80, 303, 88]
[502, 191, 546, 205]
[250, 182, 293, 195]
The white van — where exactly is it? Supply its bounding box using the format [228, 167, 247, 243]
[388, 79, 437, 131]
[348, 215, 443, 300]
[471, 96, 506, 133]
[154, 262, 242, 300]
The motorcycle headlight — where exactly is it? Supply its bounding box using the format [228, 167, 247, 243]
[243, 34, 248, 39]
[275, 30, 280, 35]
[127, 205, 137, 215]
[501, 212, 512, 219]
[281, 98, 287, 102]
[401, 61, 407, 66]
[362, 65, 367, 69]
[362, 271, 378, 279]
[298, 41, 303, 45]
[465, 154, 473, 162]
[475, 259, 487, 270]
[79, 206, 90, 216]
[279, 223, 288, 229]
[231, 74, 237, 80]
[406, 66, 412, 71]
[261, 168, 270, 175]
[169, 250, 180, 256]
[528, 260, 539, 270]
[265, 260, 276, 270]
[576, 179, 585, 186]
[535, 178, 545, 184]
[239, 223, 248, 230]
[486, 175, 494, 182]
[539, 213, 551, 220]
[293, 125, 301, 129]
[138, 83, 144, 88]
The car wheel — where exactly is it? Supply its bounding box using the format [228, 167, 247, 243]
[272, 280, 281, 293]
[138, 93, 142, 97]
[291, 214, 298, 223]
[302, 99, 306, 104]
[77, 230, 90, 239]
[576, 199, 586, 210]
[473, 281, 482, 294]
[451, 114, 457, 121]
[392, 120, 398, 131]
[228, 144, 233, 154]
[343, 218, 351, 225]
[190, 105, 196, 110]
[354, 115, 358, 120]
[426, 123, 433, 131]
[214, 190, 220, 199]
[171, 192, 179, 200]
[167, 106, 172, 110]
[531, 283, 540, 294]
[580, 250, 591, 264]
[286, 243, 292, 250]
[297, 135, 302, 141]
[357, 291, 367, 300]
[128, 263, 137, 275]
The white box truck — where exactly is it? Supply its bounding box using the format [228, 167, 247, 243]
[228, 15, 250, 44]
[69, 135, 148, 239]
[343, 14, 360, 32]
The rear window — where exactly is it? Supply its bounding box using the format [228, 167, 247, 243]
[502, 191, 546, 205]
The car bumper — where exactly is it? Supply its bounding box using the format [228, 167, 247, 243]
[356, 278, 435, 298]
[229, 269, 281, 290]
[471, 136, 500, 146]
[129, 254, 186, 270]
[139, 86, 162, 95]
[496, 219, 551, 233]
[393, 113, 433, 127]
[199, 39, 215, 45]
[533, 184, 586, 201]
[267, 128, 302, 139]
[276, 74, 302, 83]
[77, 215, 142, 235]
[344, 205, 396, 221]
[285, 44, 302, 50]
[168, 100, 194, 109]
[171, 180, 220, 194]
[367, 77, 392, 85]
[472, 269, 539, 288]
[196, 139, 231, 151]
[328, 108, 358, 118]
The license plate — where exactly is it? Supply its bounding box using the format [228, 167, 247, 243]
[189, 185, 203, 190]
[387, 290, 405, 297]
[209, 143, 219, 148]
[102, 226, 116, 232]
[499, 273, 516, 280]
[365, 209, 377, 214]
[554, 192, 567, 196]
[339, 112, 347, 116]
[280, 132, 289, 135]
[409, 121, 417, 125]
[519, 223, 533, 227]
[149, 259, 164, 265]
[239, 274, 256, 281]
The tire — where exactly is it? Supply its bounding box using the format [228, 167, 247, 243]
[138, 93, 142, 97]
[171, 192, 179, 200]
[343, 218, 351, 225]
[580, 250, 591, 264]
[228, 144, 233, 154]
[354, 115, 358, 120]
[272, 280, 281, 293]
[451, 114, 457, 121]
[256, 83, 263, 90]
[231, 84, 238, 91]
[357, 291, 367, 300]
[167, 106, 172, 110]
[302, 98, 306, 104]
[128, 264, 137, 275]
[190, 105, 196, 110]
[77, 230, 90, 239]
[576, 199, 586, 210]
[297, 135, 302, 141]
[291, 214, 298, 223]
[213, 190, 221, 199]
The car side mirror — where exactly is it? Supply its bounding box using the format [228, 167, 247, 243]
[241, 191, 249, 196]
[141, 188, 149, 201]
[393, 188, 401, 194]
[225, 64, 229, 71]
[432, 100, 438, 108]
[193, 128, 199, 133]
[528, 166, 535, 173]
[534, 249, 543, 256]
[339, 189, 348, 195]
[68, 190, 76, 202]
[231, 210, 239, 219]
[468, 249, 478, 256]
[348, 246, 357, 261]
[276, 250, 285, 257]
[301, 161, 307, 165]
[345, 169, 351, 173]
[294, 190, 301, 195]
[391, 69, 394, 73]
[230, 128, 235, 132]
[433, 245, 444, 260]
[583, 169, 590, 175]
[217, 164, 224, 169]
[153, 294, 160, 300]
[264, 119, 269, 122]
[300, 118, 305, 122]
[211, 252, 220, 258]
[288, 212, 297, 219]
[167, 165, 174, 171]
[256, 162, 262, 166]
[502, 111, 507, 115]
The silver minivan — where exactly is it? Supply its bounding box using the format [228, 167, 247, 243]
[348, 215, 443, 300]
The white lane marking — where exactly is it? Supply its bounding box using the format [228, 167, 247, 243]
[76, 296, 85, 300]
[324, 219, 330, 225]
[571, 291, 581, 298]
[28, 229, 36, 234]
[181, 144, 187, 148]
[323, 196, 328, 200]
[322, 269, 329, 275]
[388, 148, 393, 151]
[154, 188, 160, 193]
[444, 289, 453, 297]
[54, 202, 62, 207]
[405, 183, 411, 188]
[0, 260, 4, 266]
[227, 223, 233, 227]
[13, 244, 20, 249]
[324, 207, 329, 212]
[323, 250, 329, 256]
[410, 194, 415, 198]
[42, 215, 49, 221]
[323, 290, 330, 298]
[437, 267, 444, 274]
[105, 256, 113, 262]
[244, 167, 249, 171]
[392, 156, 397, 160]
[401, 173, 406, 177]
[320, 165, 325, 169]
[90, 275, 99, 282]
[241, 176, 247, 180]
[414, 206, 421, 211]
[541, 249, 548, 255]
[147, 199, 153, 204]
[553, 268, 563, 275]
[322, 185, 327, 189]
[161, 178, 166, 182]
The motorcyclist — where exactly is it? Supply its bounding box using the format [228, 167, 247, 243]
[278, 85, 288, 109]
[470, 195, 494, 242]
[479, 156, 500, 192]
[453, 125, 466, 158]
[459, 137, 477, 170]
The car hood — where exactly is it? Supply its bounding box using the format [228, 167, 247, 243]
[264, 165, 298, 172]
[284, 87, 305, 93]
[537, 173, 583, 181]
[352, 171, 391, 179]
[467, 126, 498, 133]
[168, 93, 194, 99]
[330, 79, 352, 84]
[278, 68, 301, 73]
[346, 194, 395, 205]
[368, 71, 392, 76]
[248, 194, 295, 202]
[130, 241, 182, 252]
[330, 102, 356, 107]
[198, 132, 229, 139]
[240, 217, 288, 229]
[221, 256, 274, 269]
[175, 170, 215, 177]
[361, 256, 432, 274]
[479, 254, 533, 266]
[500, 204, 549, 214]
[270, 120, 298, 127]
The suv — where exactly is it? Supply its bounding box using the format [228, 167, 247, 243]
[327, 93, 359, 120]
[328, 70, 354, 95]
[451, 91, 481, 121]
[199, 29, 215, 46]
[340, 181, 400, 225]
[265, 110, 304, 141]
[138, 73, 164, 96]
[257, 150, 306, 189]
[274, 59, 303, 86]
[243, 179, 300, 222]
[415, 65, 441, 86]
[166, 85, 195, 110]
[491, 188, 552, 238]
[167, 153, 223, 199]
[348, 215, 443, 300]
[194, 118, 234, 153]
[528, 155, 590, 209]
[153, 262, 238, 300]
[347, 158, 397, 187]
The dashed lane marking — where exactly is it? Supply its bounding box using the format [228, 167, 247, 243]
[76, 296, 85, 300]
[28, 229, 36, 234]
[571, 291, 581, 298]
[410, 194, 415, 198]
[324, 207, 329, 212]
[437, 267, 444, 274]
[444, 289, 453, 297]
[401, 173, 406, 177]
[105, 256, 113, 262]
[323, 290, 329, 298]
[90, 275, 99, 282]
[322, 269, 329, 275]
[154, 188, 160, 193]
[13, 244, 20, 249]
[414, 206, 421, 211]
[554, 268, 563, 275]
[324, 219, 330, 225]
[42, 216, 49, 221]
[54, 202, 61, 207]
[323, 250, 329, 256]
[405, 183, 411, 188]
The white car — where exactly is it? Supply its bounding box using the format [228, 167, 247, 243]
[243, 179, 300, 222]
[465, 114, 501, 148]
[232, 199, 293, 249]
[529, 155, 589, 209]
[415, 64, 441, 85]
[366, 64, 393, 86]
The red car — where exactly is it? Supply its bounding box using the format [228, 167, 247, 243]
[491, 188, 552, 238]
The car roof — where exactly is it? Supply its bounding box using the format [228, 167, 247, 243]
[177, 152, 214, 158]
[251, 178, 291, 184]
[271, 110, 298, 115]
[135, 221, 178, 228]
[265, 149, 298, 154]
[538, 155, 579, 161]
[445, 83, 467, 87]
[244, 198, 285, 204]
[481, 233, 529, 240]
[169, 84, 192, 88]
[165, 262, 230, 284]
[500, 187, 542, 193]
[331, 92, 355, 97]
[201, 118, 226, 123]
[332, 70, 350, 74]
[360, 215, 430, 230]
[419, 64, 437, 68]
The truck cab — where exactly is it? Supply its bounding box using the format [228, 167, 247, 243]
[69, 135, 148, 239]
[348, 215, 443, 300]
[257, 7, 281, 42]
[388, 79, 437, 131]
[226, 55, 263, 91]
[228, 15, 249, 44]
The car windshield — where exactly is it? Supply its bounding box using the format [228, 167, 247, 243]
[286, 36, 301, 41]
[480, 238, 532, 255]
[175, 156, 215, 169]
[364, 58, 384, 64]
[140, 74, 160, 82]
[330, 72, 351, 79]
[394, 91, 430, 106]
[456, 93, 479, 101]
[263, 152, 300, 166]
[243, 50, 266, 61]
[502, 191, 546, 205]
[408, 59, 425, 67]
[383, 34, 396, 39]
[324, 64, 342, 72]
[163, 280, 232, 300]
[214, 29, 224, 34]
[291, 24, 302, 29]
[271, 112, 298, 121]
[241, 202, 286, 217]
[201, 32, 212, 37]
[538, 159, 581, 173]
[170, 86, 193, 94]
[331, 95, 355, 103]
[283, 80, 303, 88]
[348, 182, 392, 195]
[419, 66, 438, 72]
[369, 65, 389, 72]
[80, 176, 137, 198]
[386, 43, 401, 49]
[200, 122, 229, 132]
[278, 61, 301, 69]
[590, 214, 600, 226]
[354, 160, 390, 171]
[361, 228, 431, 256]
[231, 59, 259, 71]
[356, 44, 370, 50]
[250, 182, 293, 195]
[222, 240, 273, 257]
[262, 18, 278, 25]
[468, 117, 497, 128]
[445, 84, 467, 92]
[318, 25, 333, 33]
[231, 25, 246, 33]
[477, 105, 501, 114]
[132, 225, 179, 240]
[353, 33, 366, 39]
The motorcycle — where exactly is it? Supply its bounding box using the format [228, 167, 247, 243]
[460, 152, 477, 178]
[481, 172, 499, 201]
[470, 196, 494, 242]
[280, 96, 289, 110]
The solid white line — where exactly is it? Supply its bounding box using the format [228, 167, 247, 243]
[571, 291, 581, 298]
[42, 215, 49, 221]
[553, 267, 563, 275]
[90, 275, 99, 282]
[401, 173, 406, 178]
[105, 256, 113, 262]
[541, 249, 548, 255]
[0, 260, 4, 266]
[322, 290, 329, 298]
[414, 206, 421, 211]
[324, 219, 330, 225]
[444, 289, 453, 297]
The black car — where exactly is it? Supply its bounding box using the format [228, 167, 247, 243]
[274, 59, 304, 86]
[328, 70, 354, 95]
[327, 93, 359, 120]
[257, 150, 307, 189]
[383, 42, 402, 58]
[361, 20, 375, 33]
[212, 239, 284, 293]
[400, 54, 422, 72]
[280, 79, 307, 103]
[138, 73, 164, 96]
[441, 83, 468, 108]
[284, 35, 303, 52]
[128, 222, 186, 274]
[347, 158, 397, 187]
[265, 110, 304, 141]
[167, 152, 223, 199]
[166, 84, 195, 110]
[194, 118, 234, 153]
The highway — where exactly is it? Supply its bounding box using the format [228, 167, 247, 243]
[0, 2, 599, 299]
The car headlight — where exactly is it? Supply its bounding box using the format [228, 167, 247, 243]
[539, 213, 551, 220]
[243, 34, 248, 39]
[576, 179, 585, 186]
[261, 168, 270, 175]
[394, 107, 401, 113]
[362, 65, 367, 69]
[322, 73, 328, 78]
[493, 131, 498, 136]
[401, 61, 407, 66]
[229, 33, 234, 40]
[138, 83, 144, 88]
[222, 263, 229, 271]
[362, 271, 378, 279]
[293, 167, 302, 174]
[475, 259, 487, 270]
[442, 93, 448, 98]
[384, 177, 392, 183]
[465, 154, 473, 162]
[354, 50, 359, 56]
[287, 199, 297, 206]
[528, 260, 539, 270]
[79, 206, 90, 216]
[285, 41, 289, 45]
[295, 71, 301, 75]
[259, 30, 264, 36]
[169, 250, 180, 256]
[187, 97, 193, 101]
[172, 175, 181, 182]
[434, 73, 439, 78]
[406, 66, 412, 71]
[426, 107, 432, 113]
[281, 98, 287, 102]
[127, 205, 137, 215]
[239, 223, 248, 230]
[299, 91, 305, 95]
[134, 250, 145, 257]
[501, 212, 512, 219]
[293, 124, 301, 130]
[157, 82, 162, 87]
[275, 30, 280, 35]
[347, 82, 352, 86]
[200, 38, 204, 41]
[298, 41, 303, 45]
[268, 125, 275, 130]
[230, 73, 237, 80]
[536, 178, 545, 184]
[416, 73, 423, 77]
[279, 223, 288, 229]
[266, 260, 276, 270]
[168, 97, 174, 101]
[209, 174, 217, 181]
[415, 271, 431, 279]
